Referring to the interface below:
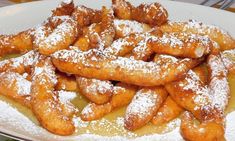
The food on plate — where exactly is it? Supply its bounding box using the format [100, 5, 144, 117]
[51, 49, 201, 86]
[124, 87, 168, 130]
[55, 72, 78, 91]
[0, 72, 31, 108]
[31, 56, 76, 135]
[148, 32, 213, 58]
[0, 0, 234, 139]
[151, 96, 184, 126]
[0, 50, 38, 74]
[180, 111, 225, 141]
[112, 0, 168, 26]
[160, 20, 235, 51]
[76, 77, 113, 104]
[36, 17, 79, 55]
[0, 29, 33, 58]
[52, 0, 75, 16]
[81, 83, 137, 121]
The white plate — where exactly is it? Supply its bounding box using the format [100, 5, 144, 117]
[0, 0, 235, 141]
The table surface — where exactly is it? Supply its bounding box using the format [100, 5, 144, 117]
[0, 0, 234, 141]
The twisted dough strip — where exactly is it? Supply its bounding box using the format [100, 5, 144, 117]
[52, 49, 201, 86]
[31, 56, 76, 135]
[51, 0, 75, 17]
[160, 20, 235, 51]
[36, 17, 79, 55]
[0, 29, 33, 58]
[0, 51, 39, 74]
[180, 111, 225, 141]
[80, 83, 137, 121]
[148, 32, 213, 58]
[112, 0, 168, 26]
[124, 87, 168, 131]
[0, 72, 31, 108]
[114, 19, 151, 39]
[72, 5, 102, 27]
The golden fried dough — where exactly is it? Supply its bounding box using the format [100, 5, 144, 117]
[160, 20, 235, 51]
[148, 32, 213, 58]
[76, 76, 113, 104]
[112, 0, 168, 26]
[0, 72, 31, 108]
[52, 49, 201, 86]
[0, 51, 38, 74]
[31, 56, 75, 135]
[37, 18, 79, 55]
[72, 6, 102, 27]
[52, 0, 75, 16]
[180, 112, 225, 141]
[124, 87, 168, 130]
[114, 19, 151, 39]
[55, 72, 78, 91]
[0, 29, 33, 57]
[80, 83, 137, 121]
[151, 96, 183, 126]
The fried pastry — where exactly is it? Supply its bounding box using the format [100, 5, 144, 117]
[160, 20, 235, 51]
[81, 83, 137, 121]
[124, 87, 168, 130]
[0, 72, 31, 108]
[76, 77, 113, 104]
[37, 17, 79, 55]
[55, 72, 78, 91]
[114, 19, 151, 39]
[51, 0, 75, 17]
[52, 49, 201, 86]
[112, 0, 168, 26]
[31, 56, 75, 135]
[0, 50, 39, 74]
[151, 96, 184, 126]
[148, 32, 213, 58]
[180, 112, 225, 141]
[72, 6, 102, 27]
[0, 29, 33, 58]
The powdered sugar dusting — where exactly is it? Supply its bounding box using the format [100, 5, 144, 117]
[114, 19, 145, 37]
[125, 89, 159, 119]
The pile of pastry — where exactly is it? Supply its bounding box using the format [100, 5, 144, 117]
[0, 0, 234, 140]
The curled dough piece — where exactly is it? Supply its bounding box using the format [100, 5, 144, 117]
[166, 54, 229, 122]
[114, 19, 151, 39]
[0, 72, 31, 108]
[148, 32, 212, 58]
[0, 51, 39, 74]
[221, 49, 235, 74]
[112, 0, 168, 26]
[37, 17, 79, 55]
[180, 112, 225, 141]
[160, 20, 235, 51]
[76, 76, 113, 104]
[55, 72, 78, 91]
[52, 49, 201, 86]
[52, 0, 75, 16]
[0, 29, 33, 57]
[124, 87, 168, 131]
[72, 6, 102, 27]
[151, 96, 184, 126]
[31, 56, 75, 135]
[80, 83, 137, 121]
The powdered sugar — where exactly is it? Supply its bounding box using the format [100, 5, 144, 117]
[114, 19, 145, 37]
[125, 89, 159, 119]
